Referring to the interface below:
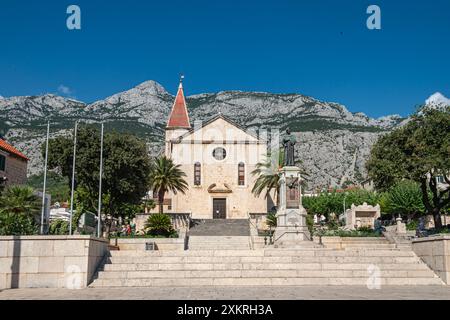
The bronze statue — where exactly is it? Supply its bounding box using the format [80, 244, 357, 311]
[282, 128, 296, 166]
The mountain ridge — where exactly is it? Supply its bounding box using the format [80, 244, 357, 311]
[1, 80, 446, 190]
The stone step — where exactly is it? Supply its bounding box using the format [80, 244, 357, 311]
[340, 244, 397, 248]
[105, 255, 423, 266]
[107, 255, 420, 265]
[90, 276, 443, 287]
[96, 269, 439, 280]
[107, 249, 416, 258]
[101, 261, 431, 272]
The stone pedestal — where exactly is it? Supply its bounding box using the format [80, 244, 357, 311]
[274, 166, 312, 247]
[396, 216, 406, 234]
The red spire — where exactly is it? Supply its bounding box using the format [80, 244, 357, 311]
[167, 78, 191, 129]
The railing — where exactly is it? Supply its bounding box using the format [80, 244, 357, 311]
[165, 212, 191, 232]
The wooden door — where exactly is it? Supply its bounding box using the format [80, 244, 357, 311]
[213, 198, 226, 219]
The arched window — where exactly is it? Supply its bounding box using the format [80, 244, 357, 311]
[194, 162, 201, 186]
[238, 162, 245, 186]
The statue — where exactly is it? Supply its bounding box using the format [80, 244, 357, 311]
[282, 128, 296, 167]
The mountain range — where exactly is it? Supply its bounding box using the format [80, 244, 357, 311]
[1, 81, 447, 190]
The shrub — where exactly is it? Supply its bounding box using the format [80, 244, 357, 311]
[144, 213, 175, 237]
[0, 214, 38, 236]
[406, 220, 418, 231]
[265, 213, 277, 228]
[49, 219, 70, 235]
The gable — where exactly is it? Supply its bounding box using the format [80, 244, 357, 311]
[177, 115, 262, 143]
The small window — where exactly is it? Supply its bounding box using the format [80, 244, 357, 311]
[238, 162, 245, 186]
[0, 155, 5, 172]
[194, 162, 201, 186]
[212, 147, 226, 161]
[167, 199, 172, 211]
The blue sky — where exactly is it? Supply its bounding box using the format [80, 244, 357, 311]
[0, 0, 448, 118]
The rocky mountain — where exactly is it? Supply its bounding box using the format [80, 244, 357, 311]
[2, 80, 445, 190]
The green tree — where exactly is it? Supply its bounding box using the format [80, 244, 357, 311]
[383, 180, 425, 220]
[367, 107, 450, 229]
[27, 172, 70, 204]
[303, 189, 382, 217]
[0, 186, 40, 235]
[148, 156, 188, 214]
[251, 152, 282, 205]
[45, 126, 152, 236]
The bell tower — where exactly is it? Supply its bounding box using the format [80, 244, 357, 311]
[165, 76, 191, 157]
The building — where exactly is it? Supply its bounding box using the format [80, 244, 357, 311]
[0, 138, 28, 187]
[151, 79, 269, 219]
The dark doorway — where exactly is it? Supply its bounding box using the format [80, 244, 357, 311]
[213, 198, 226, 219]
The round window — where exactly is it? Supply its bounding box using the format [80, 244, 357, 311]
[212, 147, 227, 160]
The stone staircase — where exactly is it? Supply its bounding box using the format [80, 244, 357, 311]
[189, 219, 250, 236]
[90, 245, 444, 287]
[188, 236, 251, 250]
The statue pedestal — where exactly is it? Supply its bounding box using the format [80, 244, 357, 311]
[273, 166, 314, 247]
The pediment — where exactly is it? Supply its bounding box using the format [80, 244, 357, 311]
[208, 183, 232, 194]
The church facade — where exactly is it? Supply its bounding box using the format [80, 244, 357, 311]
[157, 80, 269, 219]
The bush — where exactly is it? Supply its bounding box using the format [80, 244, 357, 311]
[320, 228, 381, 237]
[49, 219, 70, 235]
[144, 213, 176, 237]
[406, 220, 418, 231]
[265, 213, 277, 228]
[0, 214, 38, 236]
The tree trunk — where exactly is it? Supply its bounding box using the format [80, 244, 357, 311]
[433, 208, 443, 230]
[158, 189, 165, 214]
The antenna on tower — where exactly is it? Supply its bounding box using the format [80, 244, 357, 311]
[180, 74, 185, 83]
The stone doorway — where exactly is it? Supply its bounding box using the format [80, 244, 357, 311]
[213, 198, 226, 219]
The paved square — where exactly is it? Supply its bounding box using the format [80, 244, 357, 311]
[1, 286, 450, 300]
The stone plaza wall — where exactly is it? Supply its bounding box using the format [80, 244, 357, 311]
[313, 236, 387, 249]
[412, 235, 450, 284]
[110, 237, 186, 251]
[0, 236, 108, 290]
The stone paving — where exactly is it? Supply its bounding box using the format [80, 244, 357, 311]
[1, 286, 450, 300]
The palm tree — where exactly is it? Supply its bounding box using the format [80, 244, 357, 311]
[148, 156, 189, 214]
[0, 186, 40, 235]
[0, 185, 40, 218]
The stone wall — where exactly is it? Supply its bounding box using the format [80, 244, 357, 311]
[0, 236, 108, 290]
[110, 237, 185, 251]
[412, 235, 450, 284]
[313, 236, 387, 249]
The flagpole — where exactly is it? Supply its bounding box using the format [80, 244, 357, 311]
[40, 121, 50, 235]
[69, 121, 78, 235]
[97, 123, 104, 238]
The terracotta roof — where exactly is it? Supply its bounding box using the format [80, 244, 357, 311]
[167, 82, 191, 129]
[0, 139, 29, 161]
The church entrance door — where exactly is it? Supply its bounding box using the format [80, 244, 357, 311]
[213, 198, 226, 219]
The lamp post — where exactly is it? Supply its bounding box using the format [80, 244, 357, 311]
[40, 121, 50, 235]
[69, 121, 78, 235]
[97, 123, 104, 238]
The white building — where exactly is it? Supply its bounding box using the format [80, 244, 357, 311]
[153, 79, 270, 219]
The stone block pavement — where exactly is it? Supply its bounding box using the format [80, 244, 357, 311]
[1, 286, 450, 300]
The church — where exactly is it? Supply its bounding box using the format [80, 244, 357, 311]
[154, 79, 269, 219]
